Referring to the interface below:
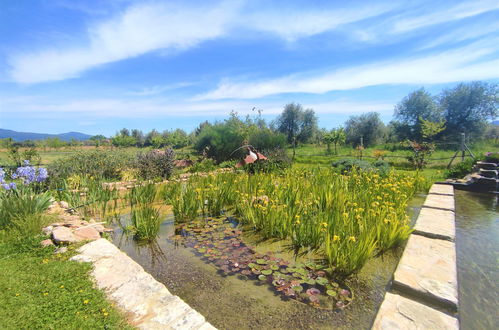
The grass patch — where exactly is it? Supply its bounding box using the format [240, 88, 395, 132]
[0, 236, 133, 330]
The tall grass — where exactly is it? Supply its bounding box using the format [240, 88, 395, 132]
[162, 167, 425, 276]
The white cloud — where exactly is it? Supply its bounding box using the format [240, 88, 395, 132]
[7, 1, 398, 84]
[196, 39, 499, 100]
[0, 94, 395, 120]
[393, 0, 499, 33]
[243, 4, 396, 41]
[127, 82, 196, 96]
[8, 2, 239, 83]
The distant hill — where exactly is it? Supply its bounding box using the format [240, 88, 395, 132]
[0, 129, 92, 142]
[492, 120, 499, 126]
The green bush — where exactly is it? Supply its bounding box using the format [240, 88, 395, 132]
[188, 158, 217, 173]
[48, 150, 134, 182]
[136, 148, 175, 180]
[332, 159, 390, 175]
[244, 148, 291, 174]
[0, 190, 52, 229]
[445, 159, 475, 179]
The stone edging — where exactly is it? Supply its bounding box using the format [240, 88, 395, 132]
[70, 239, 216, 330]
[372, 184, 459, 329]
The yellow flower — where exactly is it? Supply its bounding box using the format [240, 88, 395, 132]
[43, 292, 49, 296]
[342, 212, 349, 218]
[83, 299, 89, 305]
[348, 236, 356, 242]
[15, 293, 20, 296]
[60, 285, 64, 289]
[295, 220, 301, 225]
[333, 235, 340, 242]
[321, 222, 328, 228]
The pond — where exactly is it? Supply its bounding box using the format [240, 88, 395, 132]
[455, 190, 498, 329]
[110, 195, 425, 330]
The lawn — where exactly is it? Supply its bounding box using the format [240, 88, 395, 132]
[0, 236, 133, 330]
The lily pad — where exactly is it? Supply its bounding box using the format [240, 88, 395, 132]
[256, 259, 267, 265]
[315, 277, 329, 286]
[261, 269, 273, 276]
[291, 285, 303, 293]
[258, 274, 267, 281]
[326, 289, 337, 297]
[270, 265, 279, 271]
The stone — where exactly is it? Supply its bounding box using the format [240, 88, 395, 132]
[40, 239, 54, 247]
[59, 201, 69, 209]
[91, 224, 105, 233]
[428, 184, 454, 196]
[52, 226, 78, 244]
[412, 207, 455, 241]
[393, 235, 458, 311]
[71, 238, 215, 329]
[55, 246, 68, 254]
[42, 225, 54, 236]
[372, 292, 458, 330]
[422, 194, 455, 212]
[74, 227, 101, 241]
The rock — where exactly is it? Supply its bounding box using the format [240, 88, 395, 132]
[428, 184, 454, 196]
[52, 226, 78, 244]
[42, 225, 54, 236]
[74, 227, 101, 241]
[40, 239, 54, 247]
[91, 224, 105, 233]
[392, 235, 458, 311]
[413, 207, 455, 242]
[422, 194, 455, 212]
[55, 246, 68, 254]
[59, 201, 69, 209]
[372, 292, 458, 330]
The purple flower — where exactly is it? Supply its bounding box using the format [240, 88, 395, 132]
[2, 182, 16, 190]
[23, 160, 30, 166]
[36, 168, 49, 182]
[0, 168, 5, 184]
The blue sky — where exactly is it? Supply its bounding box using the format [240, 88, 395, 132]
[0, 0, 498, 136]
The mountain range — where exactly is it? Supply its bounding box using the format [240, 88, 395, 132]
[0, 129, 92, 142]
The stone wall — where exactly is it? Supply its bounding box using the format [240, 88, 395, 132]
[372, 184, 459, 329]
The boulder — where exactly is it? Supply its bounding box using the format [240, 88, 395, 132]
[42, 225, 54, 236]
[52, 226, 78, 244]
[74, 227, 101, 241]
[40, 239, 54, 247]
[59, 201, 69, 209]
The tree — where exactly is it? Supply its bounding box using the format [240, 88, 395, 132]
[131, 129, 144, 147]
[298, 109, 318, 143]
[330, 128, 346, 154]
[439, 81, 498, 140]
[89, 135, 106, 147]
[394, 88, 441, 141]
[276, 103, 304, 143]
[344, 112, 386, 147]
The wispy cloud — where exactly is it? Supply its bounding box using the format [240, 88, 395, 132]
[392, 0, 499, 33]
[0, 94, 395, 119]
[7, 1, 397, 84]
[196, 39, 499, 100]
[8, 1, 239, 83]
[127, 82, 196, 96]
[243, 3, 397, 41]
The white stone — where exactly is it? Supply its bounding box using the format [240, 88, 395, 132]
[372, 292, 458, 330]
[393, 235, 458, 310]
[413, 207, 455, 241]
[52, 226, 78, 244]
[422, 194, 455, 212]
[428, 184, 454, 196]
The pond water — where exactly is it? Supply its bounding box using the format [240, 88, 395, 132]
[110, 195, 425, 330]
[455, 190, 498, 329]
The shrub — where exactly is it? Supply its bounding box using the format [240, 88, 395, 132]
[136, 148, 175, 180]
[48, 150, 134, 182]
[445, 158, 475, 179]
[484, 152, 499, 163]
[244, 148, 291, 174]
[188, 158, 217, 173]
[332, 159, 390, 176]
